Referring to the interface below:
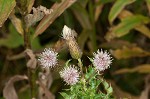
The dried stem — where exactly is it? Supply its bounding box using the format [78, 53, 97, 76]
[23, 15, 37, 98]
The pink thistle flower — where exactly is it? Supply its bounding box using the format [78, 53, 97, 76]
[60, 66, 80, 85]
[38, 48, 58, 68]
[93, 49, 112, 71]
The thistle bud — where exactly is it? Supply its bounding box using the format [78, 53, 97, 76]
[67, 39, 82, 59]
[62, 25, 82, 59]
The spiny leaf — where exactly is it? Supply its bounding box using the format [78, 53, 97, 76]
[114, 64, 150, 74]
[105, 15, 150, 41]
[0, 0, 16, 27]
[111, 46, 150, 59]
[108, 0, 135, 24]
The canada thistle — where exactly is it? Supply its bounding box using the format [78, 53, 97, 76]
[93, 49, 112, 71]
[60, 65, 80, 85]
[38, 48, 58, 68]
[62, 25, 82, 60]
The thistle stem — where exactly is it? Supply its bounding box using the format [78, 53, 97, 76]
[78, 58, 83, 77]
[23, 16, 36, 98]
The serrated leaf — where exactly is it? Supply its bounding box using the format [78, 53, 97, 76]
[111, 46, 150, 59]
[34, 0, 77, 38]
[0, 0, 16, 27]
[114, 64, 150, 74]
[105, 15, 150, 41]
[108, 0, 135, 24]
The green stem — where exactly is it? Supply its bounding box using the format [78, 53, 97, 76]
[78, 58, 83, 77]
[78, 59, 87, 91]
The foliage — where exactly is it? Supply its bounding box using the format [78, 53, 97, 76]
[0, 0, 150, 99]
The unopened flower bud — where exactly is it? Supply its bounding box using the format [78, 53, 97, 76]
[62, 25, 82, 59]
[62, 25, 77, 40]
[67, 39, 82, 59]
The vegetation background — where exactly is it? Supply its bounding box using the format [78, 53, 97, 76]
[0, 0, 150, 99]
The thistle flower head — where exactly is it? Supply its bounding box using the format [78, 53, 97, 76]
[60, 66, 80, 85]
[38, 48, 58, 68]
[62, 25, 77, 40]
[93, 49, 112, 71]
[62, 25, 82, 59]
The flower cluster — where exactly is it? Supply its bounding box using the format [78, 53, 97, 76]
[93, 49, 112, 71]
[38, 48, 58, 68]
[60, 65, 80, 85]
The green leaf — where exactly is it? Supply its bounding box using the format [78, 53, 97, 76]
[65, 59, 72, 67]
[60, 92, 70, 99]
[0, 0, 16, 27]
[108, 0, 135, 24]
[31, 37, 42, 50]
[105, 15, 150, 41]
[0, 23, 23, 48]
[30, 28, 42, 50]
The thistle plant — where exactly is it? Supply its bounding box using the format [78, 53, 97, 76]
[59, 25, 114, 99]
